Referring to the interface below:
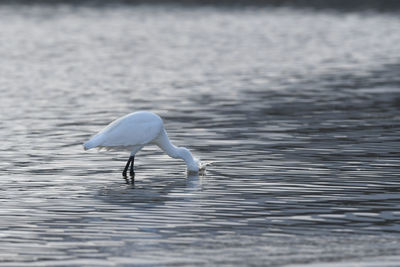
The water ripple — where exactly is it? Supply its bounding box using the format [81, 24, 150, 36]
[0, 4, 399, 266]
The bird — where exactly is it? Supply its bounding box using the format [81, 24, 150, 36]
[83, 111, 200, 176]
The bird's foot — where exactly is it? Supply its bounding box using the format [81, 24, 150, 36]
[123, 176, 135, 185]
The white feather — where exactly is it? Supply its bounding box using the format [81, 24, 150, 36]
[83, 111, 203, 173]
[84, 111, 163, 150]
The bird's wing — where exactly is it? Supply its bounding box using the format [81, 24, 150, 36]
[86, 113, 163, 149]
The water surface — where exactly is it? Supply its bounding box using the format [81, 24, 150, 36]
[0, 5, 399, 266]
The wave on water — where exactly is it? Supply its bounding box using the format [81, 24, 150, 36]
[1, 0, 400, 11]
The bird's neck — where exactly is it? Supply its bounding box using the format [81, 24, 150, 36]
[156, 129, 180, 158]
[156, 129, 199, 172]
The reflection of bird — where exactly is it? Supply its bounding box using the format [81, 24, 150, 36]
[83, 111, 199, 177]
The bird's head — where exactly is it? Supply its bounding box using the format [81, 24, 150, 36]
[178, 147, 199, 172]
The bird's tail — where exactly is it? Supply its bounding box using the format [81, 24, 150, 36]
[83, 138, 99, 150]
[83, 141, 93, 150]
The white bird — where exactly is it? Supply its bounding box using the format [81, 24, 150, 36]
[83, 111, 200, 176]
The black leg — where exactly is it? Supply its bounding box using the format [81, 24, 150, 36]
[130, 156, 135, 177]
[122, 157, 132, 177]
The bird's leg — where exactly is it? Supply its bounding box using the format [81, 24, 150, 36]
[122, 157, 132, 177]
[129, 156, 135, 177]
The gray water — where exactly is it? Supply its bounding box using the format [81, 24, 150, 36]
[0, 4, 400, 266]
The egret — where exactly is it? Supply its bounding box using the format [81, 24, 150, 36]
[83, 111, 199, 176]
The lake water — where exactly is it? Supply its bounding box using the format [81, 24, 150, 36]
[0, 4, 399, 266]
